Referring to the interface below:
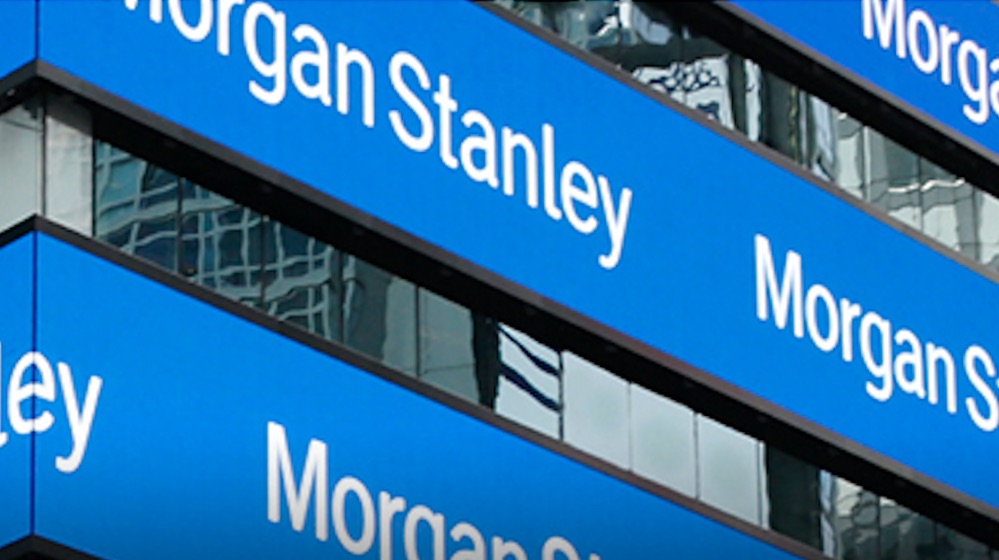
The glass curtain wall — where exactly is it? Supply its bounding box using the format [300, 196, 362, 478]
[0, 90, 993, 560]
[494, 0, 996, 274]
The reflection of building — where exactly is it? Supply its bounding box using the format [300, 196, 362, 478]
[2, 0, 999, 558]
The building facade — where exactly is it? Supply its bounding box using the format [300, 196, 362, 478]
[0, 1, 996, 559]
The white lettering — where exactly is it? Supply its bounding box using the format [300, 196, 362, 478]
[243, 1, 287, 105]
[54, 363, 103, 474]
[9, 352, 56, 435]
[389, 52, 433, 152]
[336, 43, 375, 128]
[965, 345, 999, 432]
[169, 0, 213, 42]
[754, 234, 803, 337]
[267, 421, 329, 540]
[291, 24, 333, 107]
[332, 476, 376, 554]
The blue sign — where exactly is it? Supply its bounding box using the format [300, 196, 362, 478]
[729, 0, 999, 158]
[0, 0, 36, 82]
[31, 0, 999, 514]
[20, 232, 799, 559]
[0, 235, 36, 549]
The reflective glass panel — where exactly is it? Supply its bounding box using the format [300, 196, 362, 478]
[45, 95, 93, 235]
[696, 415, 761, 524]
[830, 477, 879, 560]
[878, 498, 935, 560]
[494, 324, 561, 438]
[835, 112, 866, 199]
[629, 383, 695, 496]
[920, 158, 976, 259]
[761, 446, 826, 550]
[864, 128, 921, 230]
[344, 257, 417, 375]
[417, 289, 477, 401]
[263, 221, 341, 341]
[94, 144, 179, 272]
[976, 189, 999, 271]
[563, 351, 630, 468]
[0, 102, 41, 231]
[180, 184, 263, 306]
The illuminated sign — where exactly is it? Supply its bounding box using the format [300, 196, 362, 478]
[0, 0, 35, 81]
[17, 231, 799, 559]
[29, 0, 999, 515]
[0, 235, 34, 549]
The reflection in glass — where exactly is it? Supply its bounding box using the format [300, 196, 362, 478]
[864, 129, 921, 230]
[761, 446, 827, 550]
[418, 290, 476, 400]
[0, 102, 42, 231]
[494, 324, 561, 438]
[629, 384, 695, 496]
[563, 352, 630, 468]
[496, 0, 617, 51]
[696, 415, 761, 524]
[831, 478, 879, 560]
[835, 113, 866, 199]
[616, 2, 686, 104]
[934, 527, 990, 560]
[94, 144, 180, 272]
[878, 498, 935, 560]
[180, 184, 263, 307]
[264, 222, 341, 340]
[920, 158, 976, 259]
[46, 96, 94, 234]
[345, 258, 417, 375]
[977, 190, 999, 271]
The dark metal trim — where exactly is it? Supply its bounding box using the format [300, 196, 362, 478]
[0, 535, 100, 560]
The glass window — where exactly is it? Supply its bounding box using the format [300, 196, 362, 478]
[935, 526, 991, 560]
[758, 71, 802, 163]
[417, 289, 476, 400]
[45, 95, 93, 235]
[500, 1, 618, 51]
[0, 102, 42, 231]
[616, 2, 686, 104]
[696, 415, 761, 524]
[263, 222, 341, 341]
[835, 112, 866, 199]
[919, 158, 977, 260]
[864, 128, 921, 230]
[830, 477, 879, 560]
[629, 383, 695, 496]
[494, 324, 562, 438]
[94, 144, 180, 272]
[878, 498, 935, 560]
[180, 184, 263, 307]
[344, 257, 417, 376]
[761, 446, 827, 550]
[977, 189, 999, 271]
[562, 351, 630, 468]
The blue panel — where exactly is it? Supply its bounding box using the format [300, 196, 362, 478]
[730, 0, 999, 157]
[32, 234, 798, 559]
[35, 0, 999, 513]
[0, 234, 39, 547]
[0, 0, 35, 81]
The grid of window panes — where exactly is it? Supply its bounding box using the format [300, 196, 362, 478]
[90, 140, 996, 560]
[491, 0, 999, 272]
